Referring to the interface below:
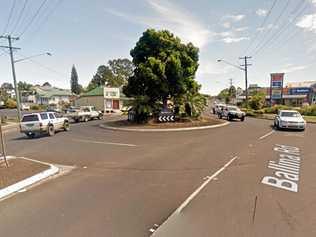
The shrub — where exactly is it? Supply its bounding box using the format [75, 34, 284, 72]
[248, 92, 265, 110]
[30, 104, 40, 110]
[264, 105, 292, 114]
[5, 98, 17, 109]
[299, 105, 316, 116]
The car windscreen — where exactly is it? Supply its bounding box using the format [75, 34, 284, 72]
[281, 112, 300, 117]
[22, 115, 39, 122]
[228, 107, 237, 111]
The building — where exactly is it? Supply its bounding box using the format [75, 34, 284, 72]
[237, 81, 316, 107]
[34, 85, 72, 106]
[75, 86, 130, 113]
[75, 86, 104, 111]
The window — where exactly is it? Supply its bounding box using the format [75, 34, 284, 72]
[281, 112, 300, 117]
[22, 115, 39, 122]
[40, 113, 48, 120]
[49, 113, 55, 119]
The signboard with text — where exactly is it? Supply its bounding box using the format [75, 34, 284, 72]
[289, 87, 311, 95]
[270, 73, 284, 100]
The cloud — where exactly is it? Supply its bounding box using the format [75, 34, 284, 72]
[222, 37, 249, 43]
[235, 27, 248, 32]
[256, 9, 268, 17]
[223, 14, 246, 22]
[105, 0, 213, 48]
[281, 65, 309, 73]
[222, 22, 231, 28]
[197, 60, 233, 75]
[296, 14, 316, 32]
[256, 23, 278, 32]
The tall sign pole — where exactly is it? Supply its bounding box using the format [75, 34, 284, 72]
[0, 120, 8, 168]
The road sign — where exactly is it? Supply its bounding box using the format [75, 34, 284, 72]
[270, 73, 284, 101]
[158, 113, 175, 123]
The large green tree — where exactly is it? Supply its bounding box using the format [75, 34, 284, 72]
[18, 81, 33, 91]
[218, 85, 236, 104]
[70, 65, 82, 95]
[87, 58, 133, 91]
[123, 29, 200, 111]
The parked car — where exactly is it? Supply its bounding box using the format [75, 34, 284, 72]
[20, 112, 70, 138]
[274, 110, 306, 131]
[65, 106, 103, 123]
[213, 103, 226, 115]
[218, 105, 245, 121]
[21, 103, 30, 111]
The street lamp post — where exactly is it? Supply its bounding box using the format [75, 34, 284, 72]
[217, 58, 251, 106]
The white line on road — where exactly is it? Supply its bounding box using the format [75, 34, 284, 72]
[72, 139, 137, 147]
[176, 156, 238, 214]
[258, 130, 275, 140]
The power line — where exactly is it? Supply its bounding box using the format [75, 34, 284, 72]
[18, 0, 48, 38]
[252, 0, 307, 57]
[243, 0, 279, 55]
[24, 0, 64, 43]
[9, 0, 29, 35]
[260, 2, 308, 54]
[2, 0, 17, 35]
[250, 0, 292, 56]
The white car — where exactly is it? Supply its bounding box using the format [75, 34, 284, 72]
[20, 112, 70, 138]
[274, 110, 306, 131]
[21, 103, 30, 111]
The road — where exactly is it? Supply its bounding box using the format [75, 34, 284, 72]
[0, 116, 315, 237]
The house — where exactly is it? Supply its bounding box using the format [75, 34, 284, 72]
[75, 86, 131, 113]
[75, 86, 104, 111]
[34, 85, 72, 107]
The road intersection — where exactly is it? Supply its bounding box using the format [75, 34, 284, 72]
[0, 117, 315, 237]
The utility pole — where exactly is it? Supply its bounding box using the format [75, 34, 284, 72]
[0, 35, 21, 121]
[239, 56, 252, 106]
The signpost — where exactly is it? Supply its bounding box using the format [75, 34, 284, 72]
[270, 73, 284, 106]
[0, 118, 8, 168]
[158, 112, 175, 123]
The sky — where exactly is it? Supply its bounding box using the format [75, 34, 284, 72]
[0, 0, 316, 95]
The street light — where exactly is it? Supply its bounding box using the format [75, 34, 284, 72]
[13, 52, 52, 121]
[14, 52, 52, 63]
[217, 58, 251, 105]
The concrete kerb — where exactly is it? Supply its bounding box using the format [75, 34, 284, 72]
[0, 156, 60, 200]
[99, 121, 230, 132]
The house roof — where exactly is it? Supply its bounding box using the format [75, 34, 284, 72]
[35, 86, 72, 98]
[81, 86, 104, 97]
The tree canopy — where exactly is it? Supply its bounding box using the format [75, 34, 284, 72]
[70, 65, 82, 95]
[123, 29, 200, 110]
[18, 81, 33, 91]
[87, 58, 133, 91]
[217, 85, 236, 104]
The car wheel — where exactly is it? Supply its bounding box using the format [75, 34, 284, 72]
[84, 117, 89, 122]
[26, 133, 35, 139]
[275, 121, 280, 130]
[63, 121, 70, 131]
[240, 116, 245, 122]
[227, 115, 232, 121]
[218, 114, 222, 119]
[98, 115, 103, 120]
[48, 125, 55, 136]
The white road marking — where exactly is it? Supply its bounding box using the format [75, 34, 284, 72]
[176, 156, 238, 214]
[72, 139, 137, 147]
[259, 130, 275, 140]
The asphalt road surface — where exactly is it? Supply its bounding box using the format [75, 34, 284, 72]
[0, 116, 315, 237]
